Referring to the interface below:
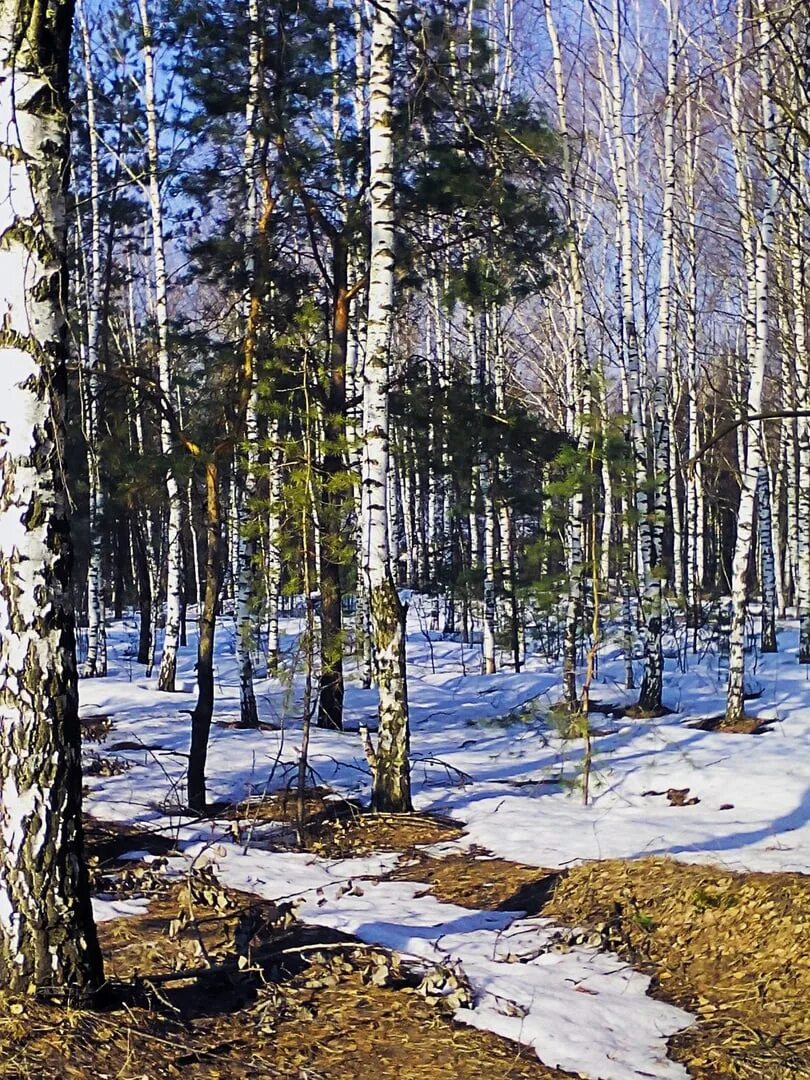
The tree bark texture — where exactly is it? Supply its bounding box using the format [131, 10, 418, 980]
[362, 0, 412, 813]
[0, 0, 104, 995]
[188, 461, 223, 813]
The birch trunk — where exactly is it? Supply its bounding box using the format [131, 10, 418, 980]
[0, 0, 103, 993]
[235, 0, 262, 728]
[480, 459, 498, 675]
[265, 433, 283, 675]
[726, 11, 779, 722]
[756, 465, 778, 651]
[683, 70, 704, 632]
[603, 0, 650, 695]
[77, 1, 106, 678]
[793, 172, 810, 661]
[140, 0, 184, 693]
[362, 0, 411, 813]
[638, 0, 678, 714]
[545, 0, 589, 709]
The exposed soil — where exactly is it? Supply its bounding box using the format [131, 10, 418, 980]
[386, 849, 561, 913]
[0, 821, 566, 1080]
[543, 857, 810, 1078]
[324, 817, 810, 1078]
[687, 714, 776, 735]
[6, 813, 807, 1079]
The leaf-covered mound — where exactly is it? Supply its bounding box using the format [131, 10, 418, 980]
[545, 858, 810, 1079]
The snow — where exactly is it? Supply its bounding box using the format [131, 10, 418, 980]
[76, 608, 810, 1077]
[92, 895, 152, 922]
[298, 885, 690, 1080]
[173, 837, 689, 1080]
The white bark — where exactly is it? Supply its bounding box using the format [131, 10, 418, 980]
[546, 0, 590, 707]
[139, 0, 184, 693]
[756, 464, 778, 651]
[683, 67, 704, 631]
[791, 167, 810, 660]
[595, 0, 652, 698]
[726, 10, 779, 720]
[0, 0, 103, 991]
[264, 431, 283, 674]
[362, 0, 411, 812]
[78, 1, 106, 678]
[348, 0, 374, 688]
[637, 0, 678, 712]
[480, 458, 498, 675]
[235, 0, 262, 726]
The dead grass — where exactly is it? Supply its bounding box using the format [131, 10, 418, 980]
[306, 811, 464, 858]
[0, 864, 567, 1080]
[387, 850, 559, 913]
[221, 790, 465, 858]
[687, 715, 776, 735]
[41, 810, 810, 1079]
[385, 847, 810, 1078]
[544, 857, 810, 1079]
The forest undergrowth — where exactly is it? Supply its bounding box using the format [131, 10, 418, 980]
[1, 807, 807, 1080]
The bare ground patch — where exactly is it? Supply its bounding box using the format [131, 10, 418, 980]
[47, 814, 810, 1079]
[542, 856, 810, 1077]
[0, 820, 566, 1080]
[374, 840, 810, 1077]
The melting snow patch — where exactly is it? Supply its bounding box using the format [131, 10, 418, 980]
[92, 895, 151, 922]
[175, 838, 692, 1080]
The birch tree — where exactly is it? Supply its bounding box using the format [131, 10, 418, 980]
[0, 0, 103, 994]
[725, 6, 779, 722]
[139, 0, 184, 693]
[638, 0, 679, 714]
[362, 0, 412, 813]
[234, 0, 263, 729]
[545, 0, 589, 711]
[681, 50, 705, 634]
[791, 158, 810, 662]
[592, 0, 655, 705]
[77, 0, 107, 678]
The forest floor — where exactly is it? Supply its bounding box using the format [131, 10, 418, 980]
[1, 813, 806, 1079]
[4, 601, 810, 1079]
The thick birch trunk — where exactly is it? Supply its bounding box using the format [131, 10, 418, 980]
[0, 0, 103, 993]
[362, 0, 411, 813]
